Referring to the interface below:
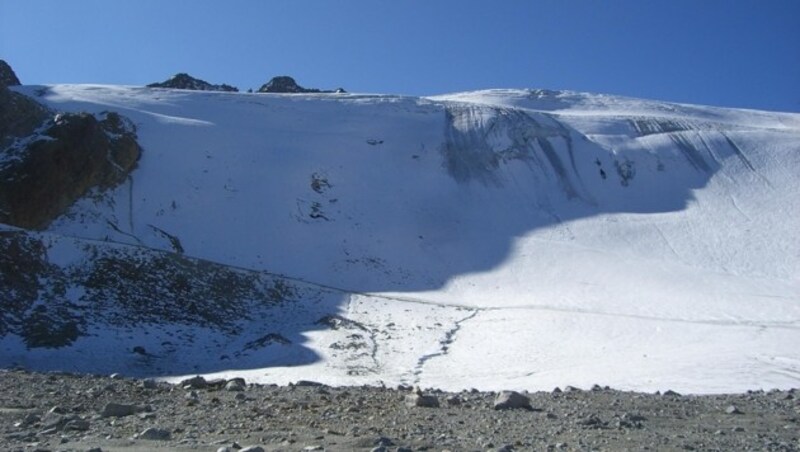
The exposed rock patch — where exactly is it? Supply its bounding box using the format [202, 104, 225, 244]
[0, 110, 141, 229]
[257, 75, 345, 94]
[0, 85, 49, 148]
[0, 231, 301, 348]
[147, 73, 238, 92]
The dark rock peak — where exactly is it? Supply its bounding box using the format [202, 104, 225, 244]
[0, 60, 22, 87]
[258, 76, 312, 93]
[147, 73, 238, 92]
[257, 76, 346, 94]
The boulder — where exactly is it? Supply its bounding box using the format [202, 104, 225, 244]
[225, 378, 246, 392]
[101, 402, 138, 417]
[405, 388, 440, 408]
[493, 391, 532, 410]
[137, 427, 171, 440]
[179, 375, 208, 389]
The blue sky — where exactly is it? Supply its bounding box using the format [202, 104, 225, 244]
[1, 0, 798, 112]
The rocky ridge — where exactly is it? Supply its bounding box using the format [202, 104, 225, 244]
[257, 76, 345, 94]
[147, 73, 238, 92]
[0, 370, 797, 451]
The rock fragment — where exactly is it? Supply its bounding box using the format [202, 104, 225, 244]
[137, 427, 171, 440]
[180, 375, 208, 389]
[64, 419, 90, 431]
[100, 402, 138, 418]
[405, 387, 439, 408]
[725, 405, 743, 415]
[239, 446, 265, 452]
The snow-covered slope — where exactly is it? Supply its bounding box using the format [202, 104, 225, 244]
[3, 85, 799, 393]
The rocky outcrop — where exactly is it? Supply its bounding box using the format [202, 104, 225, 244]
[0, 85, 50, 148]
[148, 73, 238, 92]
[257, 76, 345, 94]
[0, 60, 46, 147]
[0, 60, 21, 87]
[0, 111, 141, 229]
[1, 59, 143, 229]
[0, 231, 299, 348]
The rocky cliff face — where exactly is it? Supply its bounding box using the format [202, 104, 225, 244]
[0, 85, 50, 148]
[0, 111, 142, 229]
[147, 73, 238, 92]
[1, 61, 142, 229]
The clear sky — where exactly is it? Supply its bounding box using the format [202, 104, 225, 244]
[1, 0, 798, 112]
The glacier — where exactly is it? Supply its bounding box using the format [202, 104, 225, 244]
[2, 84, 798, 394]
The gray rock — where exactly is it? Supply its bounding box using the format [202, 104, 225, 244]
[215, 442, 242, 452]
[137, 427, 171, 440]
[38, 426, 59, 435]
[225, 378, 246, 392]
[405, 392, 440, 408]
[64, 419, 90, 431]
[179, 375, 208, 389]
[41, 411, 72, 430]
[725, 405, 743, 415]
[206, 378, 228, 389]
[239, 446, 265, 452]
[18, 413, 40, 426]
[140, 379, 158, 389]
[493, 391, 532, 410]
[373, 436, 394, 447]
[100, 402, 138, 418]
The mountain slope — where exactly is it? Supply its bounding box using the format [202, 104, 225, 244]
[2, 84, 799, 393]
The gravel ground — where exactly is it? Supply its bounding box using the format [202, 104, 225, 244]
[1, 369, 798, 451]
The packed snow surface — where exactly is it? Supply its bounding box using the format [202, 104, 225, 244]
[4, 85, 800, 393]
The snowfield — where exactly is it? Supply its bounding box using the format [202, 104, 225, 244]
[3, 84, 799, 393]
